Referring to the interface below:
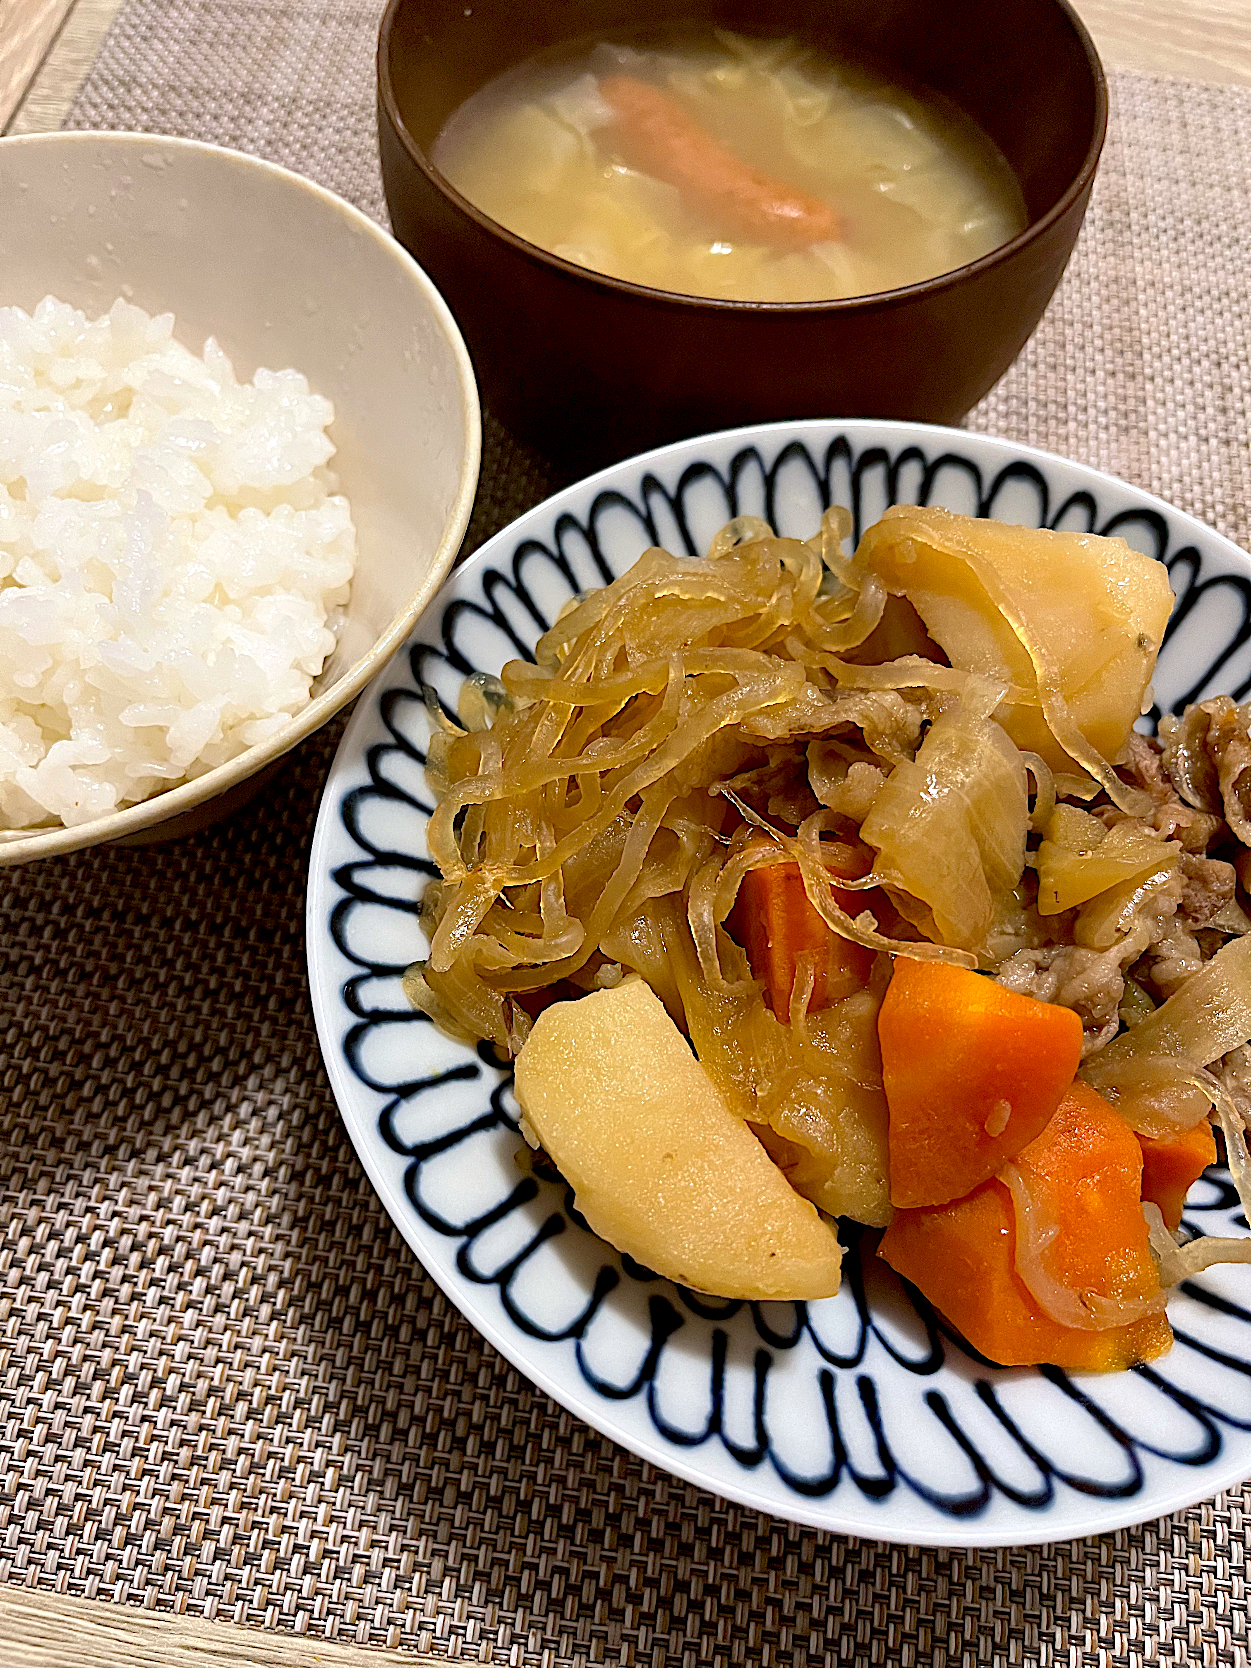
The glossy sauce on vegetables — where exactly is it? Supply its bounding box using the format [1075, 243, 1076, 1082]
[432, 32, 1028, 303]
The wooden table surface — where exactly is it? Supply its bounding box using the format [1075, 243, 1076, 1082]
[2, 0, 1251, 1662]
[4, 0, 1251, 133]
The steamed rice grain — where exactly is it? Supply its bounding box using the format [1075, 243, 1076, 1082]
[0, 296, 357, 829]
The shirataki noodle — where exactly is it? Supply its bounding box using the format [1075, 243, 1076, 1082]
[407, 505, 1251, 1326]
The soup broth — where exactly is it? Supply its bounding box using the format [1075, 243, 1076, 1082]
[433, 32, 1028, 304]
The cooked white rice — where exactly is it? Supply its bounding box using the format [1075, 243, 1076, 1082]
[0, 295, 357, 830]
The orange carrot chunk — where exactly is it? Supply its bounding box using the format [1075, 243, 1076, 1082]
[1017, 1082, 1163, 1301]
[728, 850, 874, 1017]
[879, 1083, 1171, 1370]
[599, 75, 841, 250]
[1138, 1121, 1217, 1232]
[879, 1179, 1172, 1371]
[878, 959, 1084, 1209]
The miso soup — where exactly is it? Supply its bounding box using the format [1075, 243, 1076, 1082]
[433, 32, 1028, 304]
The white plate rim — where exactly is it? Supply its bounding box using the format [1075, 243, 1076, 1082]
[306, 417, 1251, 1548]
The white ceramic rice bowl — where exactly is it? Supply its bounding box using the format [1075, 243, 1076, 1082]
[0, 131, 480, 864]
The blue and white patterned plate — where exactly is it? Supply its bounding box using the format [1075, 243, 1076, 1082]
[306, 420, 1251, 1547]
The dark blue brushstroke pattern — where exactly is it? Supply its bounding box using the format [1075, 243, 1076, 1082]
[326, 437, 1251, 1519]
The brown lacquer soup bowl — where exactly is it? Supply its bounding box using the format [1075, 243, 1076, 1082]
[378, 0, 1105, 468]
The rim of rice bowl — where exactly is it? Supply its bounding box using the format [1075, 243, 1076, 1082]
[0, 134, 481, 866]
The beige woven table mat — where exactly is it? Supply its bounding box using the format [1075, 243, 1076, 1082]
[2, 4, 1251, 1660]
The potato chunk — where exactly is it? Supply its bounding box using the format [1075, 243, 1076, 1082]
[856, 506, 1174, 773]
[513, 979, 843, 1299]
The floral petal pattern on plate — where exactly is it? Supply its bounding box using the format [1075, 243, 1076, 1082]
[307, 420, 1251, 1546]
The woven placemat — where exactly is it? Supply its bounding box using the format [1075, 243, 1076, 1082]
[2, 4, 1250, 1660]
